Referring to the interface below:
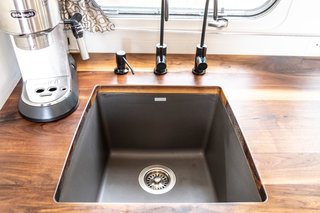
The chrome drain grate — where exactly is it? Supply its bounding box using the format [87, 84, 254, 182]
[145, 169, 170, 190]
[139, 165, 176, 194]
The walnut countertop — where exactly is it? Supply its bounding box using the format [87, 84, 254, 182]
[0, 54, 320, 212]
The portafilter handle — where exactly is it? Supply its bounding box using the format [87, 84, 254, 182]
[64, 13, 90, 60]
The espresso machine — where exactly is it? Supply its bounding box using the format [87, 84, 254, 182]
[0, 0, 89, 122]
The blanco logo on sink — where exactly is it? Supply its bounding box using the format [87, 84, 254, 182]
[154, 97, 167, 102]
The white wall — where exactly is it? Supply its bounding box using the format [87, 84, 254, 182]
[0, 31, 20, 110]
[69, 0, 320, 56]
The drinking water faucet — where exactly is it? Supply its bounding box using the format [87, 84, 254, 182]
[193, 0, 228, 75]
[154, 0, 169, 75]
[192, 0, 210, 75]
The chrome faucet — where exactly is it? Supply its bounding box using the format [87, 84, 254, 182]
[208, 0, 228, 28]
[154, 0, 169, 75]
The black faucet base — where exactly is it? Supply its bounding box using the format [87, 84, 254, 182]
[154, 68, 168, 75]
[114, 68, 129, 75]
[192, 68, 206, 75]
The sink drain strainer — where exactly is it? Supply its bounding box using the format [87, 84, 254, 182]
[138, 165, 176, 194]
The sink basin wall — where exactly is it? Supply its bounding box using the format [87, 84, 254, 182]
[98, 93, 218, 150]
[56, 100, 108, 202]
[55, 86, 266, 203]
[205, 100, 264, 201]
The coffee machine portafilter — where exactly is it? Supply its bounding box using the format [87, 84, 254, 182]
[0, 0, 89, 122]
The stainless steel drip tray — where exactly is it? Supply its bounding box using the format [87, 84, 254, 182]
[54, 86, 267, 203]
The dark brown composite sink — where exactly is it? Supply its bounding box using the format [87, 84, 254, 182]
[55, 86, 267, 203]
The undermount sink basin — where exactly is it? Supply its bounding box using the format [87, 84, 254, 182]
[55, 86, 267, 203]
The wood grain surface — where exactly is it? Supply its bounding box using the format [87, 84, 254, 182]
[1, 54, 320, 212]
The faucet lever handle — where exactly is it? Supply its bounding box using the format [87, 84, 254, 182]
[208, 0, 228, 29]
[208, 18, 228, 28]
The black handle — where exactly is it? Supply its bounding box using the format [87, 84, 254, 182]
[64, 13, 84, 39]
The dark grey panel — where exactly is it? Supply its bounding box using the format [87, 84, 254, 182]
[56, 101, 109, 202]
[205, 99, 262, 202]
[97, 93, 218, 150]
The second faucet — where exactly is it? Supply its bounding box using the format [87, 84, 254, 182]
[154, 0, 169, 75]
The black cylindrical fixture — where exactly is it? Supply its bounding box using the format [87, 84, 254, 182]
[192, 44, 208, 75]
[154, 44, 167, 75]
[114, 50, 129, 75]
[196, 44, 207, 57]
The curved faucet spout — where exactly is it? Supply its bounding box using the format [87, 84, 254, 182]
[200, 0, 210, 47]
[160, 0, 169, 46]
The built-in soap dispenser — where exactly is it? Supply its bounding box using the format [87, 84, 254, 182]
[114, 50, 135, 75]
